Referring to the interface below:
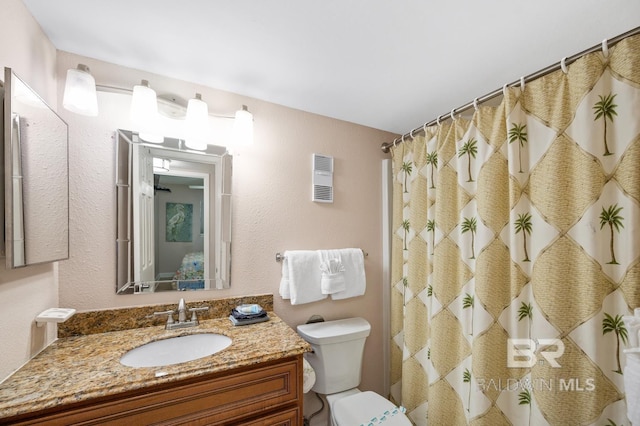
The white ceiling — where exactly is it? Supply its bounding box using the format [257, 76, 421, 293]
[22, 0, 640, 134]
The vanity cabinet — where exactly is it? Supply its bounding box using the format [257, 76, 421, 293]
[4, 356, 303, 425]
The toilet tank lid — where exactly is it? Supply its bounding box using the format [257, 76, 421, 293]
[297, 317, 371, 345]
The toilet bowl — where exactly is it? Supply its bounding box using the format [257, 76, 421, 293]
[328, 389, 410, 426]
[297, 318, 411, 425]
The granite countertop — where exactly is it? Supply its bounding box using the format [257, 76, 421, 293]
[0, 312, 311, 420]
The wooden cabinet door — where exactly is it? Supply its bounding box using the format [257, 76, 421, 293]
[5, 356, 303, 426]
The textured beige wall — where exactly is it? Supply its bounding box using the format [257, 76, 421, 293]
[0, 0, 60, 381]
[55, 51, 395, 394]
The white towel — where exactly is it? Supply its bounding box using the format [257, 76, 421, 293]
[318, 250, 346, 294]
[329, 248, 366, 300]
[279, 250, 327, 305]
[624, 350, 640, 425]
[278, 257, 291, 299]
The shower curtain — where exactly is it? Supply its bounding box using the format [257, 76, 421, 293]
[389, 34, 640, 425]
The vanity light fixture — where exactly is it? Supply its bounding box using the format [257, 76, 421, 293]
[185, 93, 209, 150]
[62, 64, 98, 116]
[62, 72, 254, 149]
[232, 105, 254, 147]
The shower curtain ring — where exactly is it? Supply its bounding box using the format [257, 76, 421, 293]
[520, 76, 526, 91]
[450, 109, 456, 121]
[423, 122, 428, 133]
[436, 115, 441, 126]
[602, 39, 609, 58]
[561, 57, 568, 74]
[473, 98, 479, 111]
[502, 84, 508, 97]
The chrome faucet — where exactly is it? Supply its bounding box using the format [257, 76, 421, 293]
[153, 298, 210, 330]
[177, 298, 187, 323]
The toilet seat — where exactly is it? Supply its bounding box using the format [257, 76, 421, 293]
[332, 391, 411, 425]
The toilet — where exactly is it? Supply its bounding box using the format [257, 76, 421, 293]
[297, 317, 411, 426]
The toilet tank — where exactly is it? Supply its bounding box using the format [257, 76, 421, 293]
[297, 317, 371, 394]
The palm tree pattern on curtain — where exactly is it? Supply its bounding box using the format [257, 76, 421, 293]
[389, 34, 640, 425]
[514, 213, 533, 262]
[593, 93, 618, 156]
[461, 217, 478, 259]
[508, 123, 528, 173]
[600, 204, 624, 265]
[458, 137, 478, 182]
[602, 313, 629, 375]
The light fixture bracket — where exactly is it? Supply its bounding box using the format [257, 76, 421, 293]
[157, 94, 188, 119]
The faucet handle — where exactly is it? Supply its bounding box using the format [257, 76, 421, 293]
[188, 306, 209, 322]
[153, 310, 175, 325]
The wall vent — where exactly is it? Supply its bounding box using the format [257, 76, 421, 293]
[312, 153, 333, 203]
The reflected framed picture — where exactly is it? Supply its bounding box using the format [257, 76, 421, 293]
[166, 202, 193, 242]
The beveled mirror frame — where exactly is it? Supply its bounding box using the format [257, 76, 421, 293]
[115, 129, 232, 294]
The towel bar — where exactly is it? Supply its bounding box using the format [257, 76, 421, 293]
[275, 249, 368, 262]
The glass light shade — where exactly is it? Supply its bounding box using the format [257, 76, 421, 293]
[131, 80, 163, 143]
[130, 80, 158, 124]
[185, 93, 209, 150]
[233, 105, 254, 146]
[63, 64, 98, 116]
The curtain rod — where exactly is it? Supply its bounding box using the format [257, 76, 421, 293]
[381, 25, 640, 153]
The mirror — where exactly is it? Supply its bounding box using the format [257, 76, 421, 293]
[115, 130, 231, 294]
[1, 67, 69, 268]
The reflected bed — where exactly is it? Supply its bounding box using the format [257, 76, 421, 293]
[173, 252, 205, 290]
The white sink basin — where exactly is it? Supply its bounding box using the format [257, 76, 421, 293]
[120, 333, 232, 368]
